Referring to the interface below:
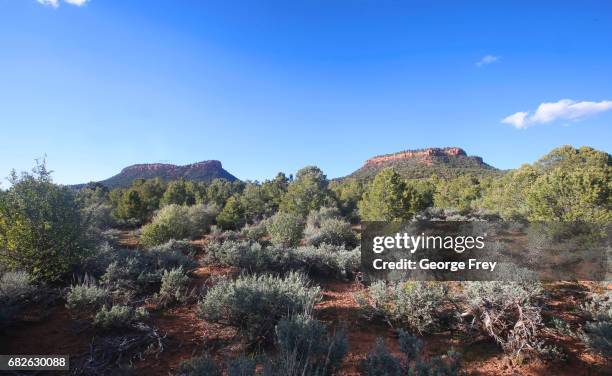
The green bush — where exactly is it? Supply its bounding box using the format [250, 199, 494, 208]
[361, 339, 401, 376]
[293, 245, 360, 278]
[140, 204, 216, 247]
[0, 270, 35, 301]
[266, 212, 304, 247]
[158, 266, 190, 305]
[304, 217, 358, 248]
[207, 240, 295, 273]
[0, 271, 34, 328]
[92, 305, 148, 330]
[362, 333, 463, 376]
[97, 245, 196, 294]
[198, 272, 321, 344]
[357, 281, 447, 334]
[580, 291, 612, 358]
[271, 314, 348, 376]
[240, 221, 268, 241]
[0, 163, 91, 282]
[66, 277, 109, 311]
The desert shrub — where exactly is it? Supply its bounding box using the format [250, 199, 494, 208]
[98, 245, 196, 294]
[140, 204, 216, 247]
[0, 270, 35, 301]
[266, 212, 304, 247]
[357, 281, 447, 333]
[241, 220, 268, 241]
[149, 239, 199, 255]
[0, 270, 34, 327]
[66, 276, 109, 311]
[579, 291, 612, 357]
[270, 314, 348, 376]
[293, 245, 360, 278]
[462, 277, 544, 356]
[140, 204, 192, 246]
[198, 272, 321, 344]
[0, 162, 92, 282]
[305, 207, 342, 227]
[306, 218, 357, 248]
[178, 355, 221, 376]
[361, 339, 401, 376]
[362, 333, 463, 376]
[92, 305, 149, 330]
[207, 240, 295, 273]
[187, 203, 219, 233]
[303, 208, 358, 248]
[158, 266, 190, 305]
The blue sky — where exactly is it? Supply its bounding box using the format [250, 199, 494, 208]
[0, 0, 611, 185]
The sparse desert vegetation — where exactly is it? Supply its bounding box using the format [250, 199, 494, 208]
[0, 145, 610, 375]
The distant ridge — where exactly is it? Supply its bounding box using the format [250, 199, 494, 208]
[346, 147, 497, 180]
[87, 160, 237, 189]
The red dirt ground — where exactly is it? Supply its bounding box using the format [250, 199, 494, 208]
[2, 234, 610, 375]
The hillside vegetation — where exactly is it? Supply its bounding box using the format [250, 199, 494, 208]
[0, 145, 610, 375]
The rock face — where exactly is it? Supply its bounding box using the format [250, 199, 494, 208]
[365, 147, 468, 166]
[347, 147, 495, 180]
[95, 160, 237, 189]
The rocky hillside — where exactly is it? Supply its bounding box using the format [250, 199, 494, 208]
[346, 147, 497, 180]
[94, 160, 237, 189]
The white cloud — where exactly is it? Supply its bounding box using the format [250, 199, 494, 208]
[37, 0, 59, 7]
[502, 99, 612, 129]
[36, 0, 90, 7]
[64, 0, 89, 6]
[476, 55, 500, 67]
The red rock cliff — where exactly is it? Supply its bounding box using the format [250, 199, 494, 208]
[364, 147, 467, 166]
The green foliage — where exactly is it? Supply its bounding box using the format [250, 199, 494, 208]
[481, 145, 611, 221]
[66, 277, 109, 311]
[434, 175, 482, 213]
[359, 168, 412, 221]
[198, 272, 321, 344]
[481, 165, 538, 219]
[0, 270, 35, 302]
[240, 183, 269, 223]
[158, 266, 190, 305]
[280, 166, 334, 217]
[330, 178, 365, 222]
[92, 305, 149, 330]
[362, 339, 401, 376]
[0, 270, 35, 328]
[240, 221, 268, 241]
[140, 204, 216, 246]
[0, 162, 91, 282]
[304, 217, 358, 248]
[526, 166, 610, 222]
[204, 179, 244, 208]
[260, 172, 289, 213]
[207, 240, 293, 273]
[92, 243, 196, 294]
[266, 212, 305, 247]
[293, 244, 360, 278]
[362, 334, 463, 376]
[217, 195, 245, 230]
[580, 291, 612, 357]
[271, 314, 348, 376]
[357, 281, 447, 334]
[160, 179, 196, 207]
